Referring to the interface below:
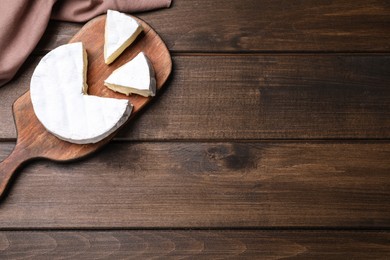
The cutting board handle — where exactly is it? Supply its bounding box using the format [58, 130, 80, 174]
[0, 144, 30, 199]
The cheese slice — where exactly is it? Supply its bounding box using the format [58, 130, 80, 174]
[104, 52, 156, 97]
[30, 42, 132, 144]
[104, 9, 143, 64]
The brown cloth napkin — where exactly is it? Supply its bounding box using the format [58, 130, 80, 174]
[0, 0, 171, 87]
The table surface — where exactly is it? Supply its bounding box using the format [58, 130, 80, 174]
[0, 0, 389, 258]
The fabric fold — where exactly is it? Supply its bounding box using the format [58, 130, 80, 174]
[0, 0, 55, 86]
[0, 0, 171, 87]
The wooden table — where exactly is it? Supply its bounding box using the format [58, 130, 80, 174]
[0, 0, 389, 258]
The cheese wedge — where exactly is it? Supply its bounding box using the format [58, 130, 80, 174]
[104, 9, 143, 64]
[30, 42, 132, 144]
[104, 52, 156, 97]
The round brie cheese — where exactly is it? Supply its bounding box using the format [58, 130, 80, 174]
[30, 42, 132, 144]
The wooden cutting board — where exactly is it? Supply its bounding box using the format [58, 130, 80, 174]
[0, 15, 172, 199]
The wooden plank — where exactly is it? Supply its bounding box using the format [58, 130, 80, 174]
[0, 141, 388, 228]
[0, 230, 388, 259]
[36, 0, 390, 53]
[2, 55, 389, 140]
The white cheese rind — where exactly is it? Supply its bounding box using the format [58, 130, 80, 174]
[104, 10, 143, 64]
[104, 52, 156, 97]
[30, 42, 132, 144]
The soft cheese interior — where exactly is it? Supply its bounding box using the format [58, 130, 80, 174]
[30, 42, 133, 144]
[104, 52, 156, 97]
[104, 10, 143, 65]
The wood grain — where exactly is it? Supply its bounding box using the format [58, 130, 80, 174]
[35, 0, 390, 53]
[1, 2, 390, 257]
[2, 55, 389, 140]
[0, 231, 388, 259]
[0, 141, 388, 228]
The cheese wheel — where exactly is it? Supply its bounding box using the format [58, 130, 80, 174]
[30, 42, 132, 144]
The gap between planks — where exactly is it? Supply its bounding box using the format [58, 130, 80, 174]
[33, 50, 390, 56]
[0, 227, 389, 232]
[1, 139, 390, 143]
